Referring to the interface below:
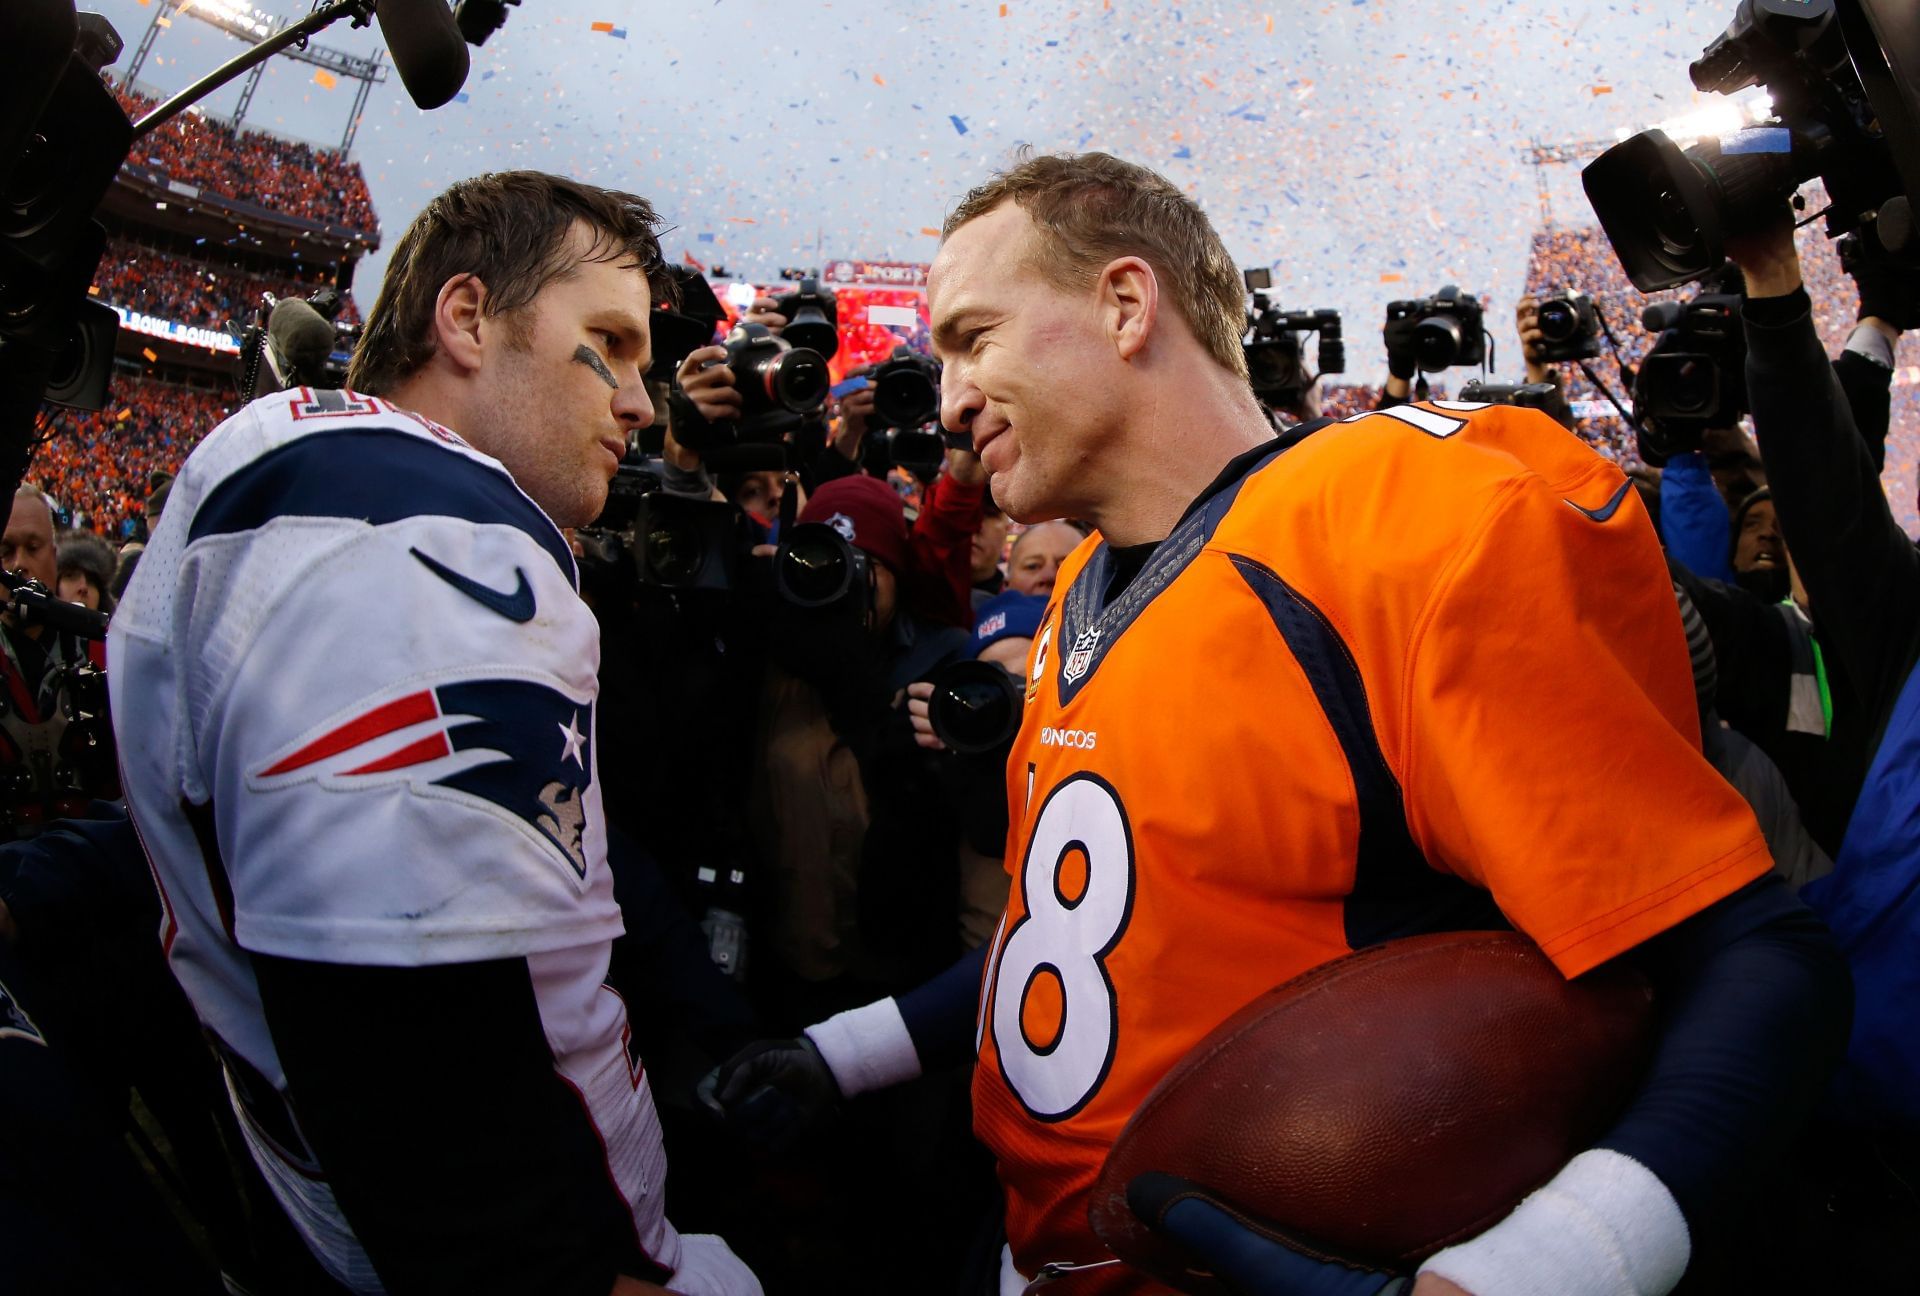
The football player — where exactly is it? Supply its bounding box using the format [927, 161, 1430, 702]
[704, 153, 1848, 1296]
[111, 173, 761, 1295]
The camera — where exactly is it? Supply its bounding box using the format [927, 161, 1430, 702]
[774, 521, 872, 622]
[1533, 292, 1602, 363]
[868, 346, 946, 474]
[1583, 0, 1920, 291]
[1457, 378, 1563, 413]
[578, 462, 748, 592]
[771, 278, 839, 360]
[648, 265, 724, 383]
[1631, 288, 1748, 460]
[1386, 286, 1487, 372]
[924, 658, 1023, 755]
[1241, 272, 1344, 410]
[674, 321, 830, 455]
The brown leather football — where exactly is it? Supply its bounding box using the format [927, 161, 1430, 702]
[1088, 931, 1656, 1293]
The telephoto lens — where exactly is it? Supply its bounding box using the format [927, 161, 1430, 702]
[926, 658, 1024, 754]
[774, 521, 869, 612]
[774, 278, 840, 359]
[723, 321, 829, 417]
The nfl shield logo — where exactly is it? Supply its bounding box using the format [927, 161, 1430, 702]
[1062, 627, 1100, 684]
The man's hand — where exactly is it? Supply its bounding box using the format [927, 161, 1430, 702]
[742, 296, 788, 334]
[945, 445, 986, 488]
[1724, 208, 1802, 300]
[677, 344, 742, 425]
[833, 380, 875, 461]
[697, 1037, 840, 1148]
[905, 681, 946, 751]
[1515, 295, 1554, 385]
[1128, 1172, 1422, 1295]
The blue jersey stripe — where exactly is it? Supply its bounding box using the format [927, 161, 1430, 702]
[188, 427, 576, 580]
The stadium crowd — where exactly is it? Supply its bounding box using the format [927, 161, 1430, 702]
[110, 83, 378, 234]
[38, 374, 228, 539]
[93, 235, 360, 331]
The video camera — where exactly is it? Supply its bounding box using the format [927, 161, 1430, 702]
[1533, 292, 1602, 363]
[1584, 0, 1920, 291]
[236, 287, 359, 402]
[1241, 269, 1343, 409]
[1386, 285, 1487, 373]
[867, 345, 946, 474]
[578, 462, 751, 593]
[1632, 284, 1749, 460]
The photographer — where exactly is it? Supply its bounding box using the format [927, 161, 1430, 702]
[1725, 211, 1920, 1141]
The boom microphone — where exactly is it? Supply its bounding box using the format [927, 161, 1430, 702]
[374, 0, 471, 111]
[265, 297, 339, 390]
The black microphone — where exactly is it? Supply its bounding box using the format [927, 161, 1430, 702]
[265, 297, 339, 390]
[375, 0, 471, 111]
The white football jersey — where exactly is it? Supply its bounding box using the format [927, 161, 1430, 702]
[110, 387, 684, 1290]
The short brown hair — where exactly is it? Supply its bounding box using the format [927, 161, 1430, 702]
[943, 151, 1247, 379]
[347, 171, 672, 395]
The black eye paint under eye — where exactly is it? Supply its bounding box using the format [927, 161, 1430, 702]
[573, 344, 619, 390]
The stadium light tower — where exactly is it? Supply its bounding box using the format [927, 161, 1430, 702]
[125, 0, 389, 152]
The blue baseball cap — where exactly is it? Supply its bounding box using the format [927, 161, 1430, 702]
[970, 591, 1048, 658]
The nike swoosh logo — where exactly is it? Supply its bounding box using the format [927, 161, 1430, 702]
[410, 547, 536, 623]
[1564, 479, 1633, 524]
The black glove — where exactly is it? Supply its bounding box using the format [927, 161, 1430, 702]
[697, 1036, 841, 1148]
[1841, 230, 1920, 331]
[1382, 307, 1419, 381]
[1127, 1172, 1411, 1296]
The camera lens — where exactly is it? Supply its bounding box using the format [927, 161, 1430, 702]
[1666, 357, 1716, 416]
[875, 367, 939, 428]
[641, 514, 701, 586]
[928, 659, 1023, 754]
[1414, 314, 1464, 371]
[775, 523, 855, 607]
[1537, 299, 1576, 342]
[762, 348, 829, 413]
[1652, 186, 1703, 264]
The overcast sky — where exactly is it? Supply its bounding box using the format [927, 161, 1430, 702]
[89, 0, 1741, 378]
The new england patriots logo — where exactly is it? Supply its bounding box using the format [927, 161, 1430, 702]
[248, 678, 595, 879]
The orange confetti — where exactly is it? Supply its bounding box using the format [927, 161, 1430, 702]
[920, 226, 942, 237]
[142, 348, 158, 362]
[873, 73, 886, 86]
[726, 216, 759, 225]
[1201, 75, 1217, 89]
[999, 3, 1008, 14]
[87, 285, 100, 296]
[313, 70, 337, 90]
[1264, 13, 1273, 33]
[591, 20, 615, 31]
[1379, 273, 1404, 284]
[115, 408, 132, 422]
[1591, 84, 1613, 96]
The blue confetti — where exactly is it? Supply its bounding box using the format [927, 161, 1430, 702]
[1173, 145, 1192, 159]
[949, 114, 969, 135]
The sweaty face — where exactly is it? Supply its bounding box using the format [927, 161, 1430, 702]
[469, 229, 656, 529]
[2, 497, 56, 589]
[1007, 520, 1082, 598]
[931, 204, 1116, 524]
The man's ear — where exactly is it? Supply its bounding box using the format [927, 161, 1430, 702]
[432, 273, 489, 375]
[1100, 256, 1160, 362]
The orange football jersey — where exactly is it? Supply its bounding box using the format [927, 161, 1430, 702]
[972, 401, 1774, 1291]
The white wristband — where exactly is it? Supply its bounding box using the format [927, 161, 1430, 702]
[1417, 1149, 1690, 1296]
[803, 997, 923, 1098]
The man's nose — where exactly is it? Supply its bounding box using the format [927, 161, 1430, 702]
[941, 369, 981, 439]
[615, 379, 654, 430]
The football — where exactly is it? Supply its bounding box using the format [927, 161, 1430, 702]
[1088, 931, 1657, 1292]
